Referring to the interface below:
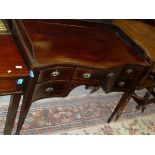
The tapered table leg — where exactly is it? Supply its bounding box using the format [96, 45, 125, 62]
[107, 92, 132, 123]
[4, 93, 21, 135]
[141, 90, 151, 113]
[15, 77, 36, 135]
[15, 95, 33, 135]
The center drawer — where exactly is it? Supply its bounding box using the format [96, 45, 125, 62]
[32, 80, 69, 101]
[73, 67, 120, 81]
[38, 67, 74, 83]
[73, 67, 121, 92]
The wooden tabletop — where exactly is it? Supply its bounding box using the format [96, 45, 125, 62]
[0, 34, 29, 77]
[21, 20, 146, 69]
[113, 19, 155, 63]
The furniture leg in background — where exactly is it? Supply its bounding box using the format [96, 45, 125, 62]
[4, 93, 22, 135]
[108, 92, 132, 123]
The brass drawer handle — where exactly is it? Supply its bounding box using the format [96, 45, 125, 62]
[83, 73, 92, 79]
[118, 82, 125, 87]
[107, 72, 114, 78]
[51, 70, 60, 77]
[126, 68, 133, 74]
[45, 87, 54, 93]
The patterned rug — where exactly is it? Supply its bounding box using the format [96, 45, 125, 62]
[56, 113, 155, 135]
[0, 88, 155, 135]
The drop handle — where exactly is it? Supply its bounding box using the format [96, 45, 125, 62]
[51, 70, 60, 77]
[45, 87, 54, 93]
[126, 68, 133, 74]
[107, 72, 114, 78]
[118, 82, 125, 87]
[83, 73, 92, 79]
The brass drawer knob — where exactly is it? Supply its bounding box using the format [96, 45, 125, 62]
[107, 72, 114, 78]
[126, 68, 133, 74]
[83, 73, 92, 79]
[118, 82, 125, 87]
[45, 87, 54, 93]
[51, 70, 60, 77]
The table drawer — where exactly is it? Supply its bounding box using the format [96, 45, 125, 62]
[33, 80, 69, 101]
[112, 78, 135, 91]
[38, 67, 74, 83]
[73, 68, 102, 81]
[73, 67, 120, 81]
[120, 65, 144, 78]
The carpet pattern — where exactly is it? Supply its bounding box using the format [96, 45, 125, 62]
[56, 113, 155, 135]
[0, 89, 155, 135]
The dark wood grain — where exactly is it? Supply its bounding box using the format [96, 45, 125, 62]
[38, 67, 75, 83]
[21, 20, 146, 69]
[32, 80, 69, 101]
[0, 35, 28, 77]
[113, 19, 155, 63]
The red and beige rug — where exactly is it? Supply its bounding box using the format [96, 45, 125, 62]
[55, 113, 155, 135]
[0, 88, 155, 135]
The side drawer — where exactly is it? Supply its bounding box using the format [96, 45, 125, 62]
[120, 65, 144, 78]
[32, 80, 69, 101]
[38, 67, 74, 83]
[112, 78, 135, 91]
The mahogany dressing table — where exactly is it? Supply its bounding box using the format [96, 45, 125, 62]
[0, 20, 29, 134]
[9, 20, 150, 134]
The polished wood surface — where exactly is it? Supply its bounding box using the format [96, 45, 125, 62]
[0, 79, 16, 92]
[113, 19, 155, 62]
[21, 20, 145, 68]
[0, 29, 29, 94]
[38, 67, 74, 82]
[32, 80, 69, 101]
[0, 35, 28, 77]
